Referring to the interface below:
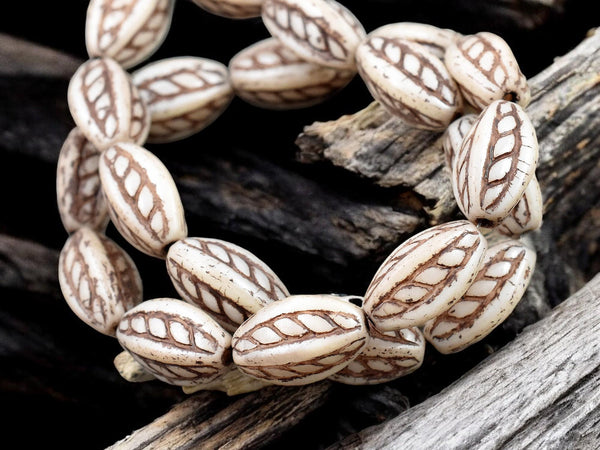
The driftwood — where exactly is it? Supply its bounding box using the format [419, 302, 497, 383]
[0, 1, 598, 448]
[333, 273, 600, 449]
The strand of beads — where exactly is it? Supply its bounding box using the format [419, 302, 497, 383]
[57, 0, 541, 392]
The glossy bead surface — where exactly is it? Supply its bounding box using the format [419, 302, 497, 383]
[232, 294, 367, 385]
[99, 143, 187, 258]
[117, 298, 232, 386]
[363, 221, 487, 330]
[58, 227, 143, 336]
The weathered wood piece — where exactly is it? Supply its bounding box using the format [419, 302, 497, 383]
[331, 273, 600, 449]
[108, 383, 331, 450]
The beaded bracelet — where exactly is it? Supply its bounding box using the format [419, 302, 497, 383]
[56, 0, 541, 392]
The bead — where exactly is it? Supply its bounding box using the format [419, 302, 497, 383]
[85, 0, 175, 69]
[56, 128, 109, 233]
[363, 220, 487, 331]
[330, 326, 425, 385]
[166, 237, 289, 332]
[442, 114, 477, 169]
[445, 32, 531, 110]
[368, 22, 462, 61]
[132, 57, 234, 143]
[58, 227, 143, 336]
[229, 37, 354, 110]
[452, 100, 539, 226]
[116, 298, 232, 386]
[356, 36, 462, 130]
[232, 294, 367, 385]
[68, 57, 151, 151]
[497, 176, 543, 237]
[261, 0, 366, 70]
[424, 240, 536, 354]
[191, 0, 264, 19]
[99, 143, 187, 258]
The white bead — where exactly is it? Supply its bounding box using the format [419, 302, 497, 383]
[442, 114, 477, 169]
[445, 32, 531, 110]
[191, 0, 264, 19]
[58, 227, 143, 336]
[56, 128, 109, 233]
[85, 0, 175, 69]
[424, 240, 536, 353]
[497, 176, 543, 237]
[356, 36, 462, 130]
[452, 100, 539, 225]
[330, 326, 425, 385]
[132, 57, 234, 143]
[232, 294, 367, 385]
[363, 221, 487, 330]
[117, 298, 232, 386]
[166, 237, 289, 332]
[229, 37, 354, 109]
[68, 58, 150, 151]
[99, 143, 187, 258]
[261, 0, 366, 70]
[368, 22, 462, 61]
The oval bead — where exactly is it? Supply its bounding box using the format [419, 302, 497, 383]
[330, 326, 425, 385]
[232, 294, 367, 385]
[356, 36, 462, 130]
[132, 57, 234, 143]
[363, 220, 487, 331]
[229, 37, 354, 110]
[445, 32, 531, 110]
[497, 176, 543, 237]
[56, 128, 109, 233]
[368, 22, 462, 61]
[442, 114, 477, 170]
[85, 0, 175, 69]
[452, 100, 539, 226]
[191, 0, 264, 19]
[166, 237, 290, 332]
[424, 240, 536, 354]
[261, 0, 366, 70]
[68, 58, 151, 151]
[99, 143, 187, 258]
[58, 227, 143, 336]
[117, 298, 232, 386]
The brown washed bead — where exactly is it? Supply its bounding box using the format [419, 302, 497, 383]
[232, 294, 367, 385]
[424, 240, 536, 354]
[85, 0, 175, 69]
[442, 114, 477, 170]
[99, 143, 188, 258]
[56, 128, 109, 233]
[261, 0, 366, 70]
[68, 57, 151, 151]
[330, 326, 425, 385]
[445, 32, 531, 110]
[452, 100, 539, 226]
[58, 227, 143, 336]
[496, 176, 543, 237]
[166, 237, 289, 333]
[368, 22, 462, 61]
[117, 298, 232, 386]
[356, 36, 462, 130]
[363, 220, 487, 331]
[229, 37, 354, 109]
[191, 0, 264, 19]
[132, 56, 234, 143]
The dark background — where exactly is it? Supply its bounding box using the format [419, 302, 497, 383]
[1, 1, 598, 448]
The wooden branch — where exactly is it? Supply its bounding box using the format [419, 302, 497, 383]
[108, 383, 332, 450]
[331, 273, 600, 449]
